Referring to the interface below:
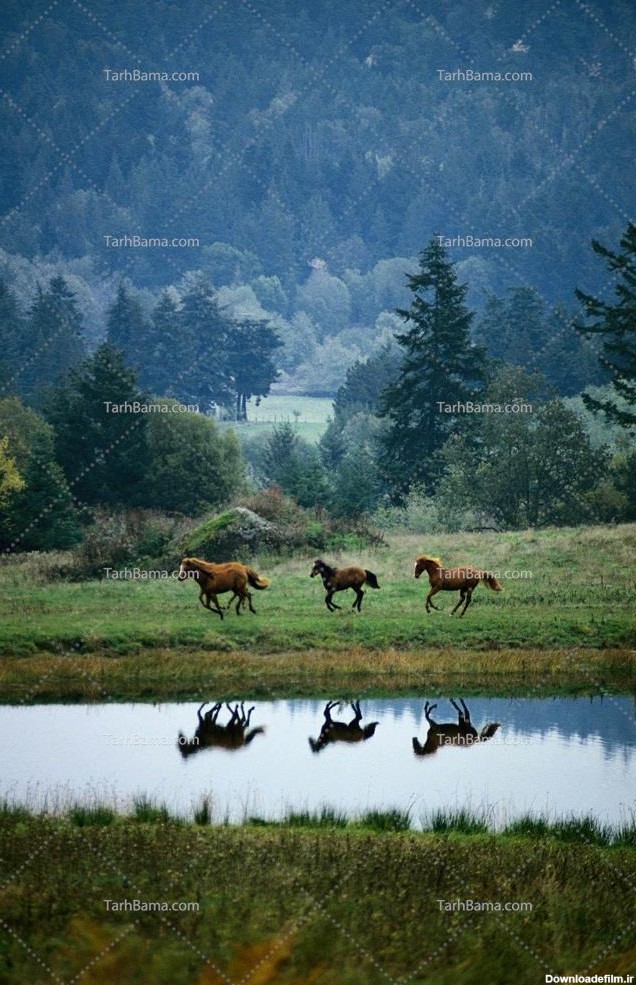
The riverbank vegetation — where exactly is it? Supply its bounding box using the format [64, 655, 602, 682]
[1, 806, 634, 985]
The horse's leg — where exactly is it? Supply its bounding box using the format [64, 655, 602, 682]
[426, 586, 441, 612]
[460, 589, 473, 617]
[326, 591, 340, 611]
[246, 590, 256, 614]
[353, 587, 364, 611]
[208, 593, 224, 619]
[451, 591, 465, 615]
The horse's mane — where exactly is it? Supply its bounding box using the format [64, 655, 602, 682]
[417, 555, 443, 567]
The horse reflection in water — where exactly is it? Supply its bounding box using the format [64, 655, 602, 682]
[309, 700, 380, 753]
[412, 699, 500, 756]
[178, 702, 265, 758]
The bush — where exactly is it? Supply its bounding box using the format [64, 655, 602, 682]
[72, 509, 193, 578]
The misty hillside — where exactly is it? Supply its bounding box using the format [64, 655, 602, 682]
[0, 1, 634, 313]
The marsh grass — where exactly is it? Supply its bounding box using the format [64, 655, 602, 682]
[2, 807, 635, 985]
[428, 807, 491, 835]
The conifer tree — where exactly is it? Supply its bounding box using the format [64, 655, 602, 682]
[379, 238, 486, 499]
[106, 283, 147, 370]
[45, 344, 149, 507]
[21, 276, 86, 398]
[576, 223, 636, 428]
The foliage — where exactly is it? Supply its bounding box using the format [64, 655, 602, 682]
[435, 367, 607, 529]
[72, 508, 190, 578]
[2, 811, 635, 985]
[144, 401, 243, 514]
[18, 276, 86, 400]
[45, 343, 151, 507]
[576, 222, 636, 428]
[475, 287, 604, 396]
[0, 397, 80, 551]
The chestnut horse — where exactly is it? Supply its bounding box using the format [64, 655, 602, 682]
[414, 555, 502, 616]
[310, 559, 380, 612]
[178, 557, 269, 619]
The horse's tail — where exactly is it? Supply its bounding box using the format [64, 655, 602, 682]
[481, 572, 502, 592]
[246, 568, 269, 590]
[364, 569, 380, 589]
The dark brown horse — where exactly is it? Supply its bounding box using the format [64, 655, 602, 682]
[310, 559, 380, 611]
[178, 557, 269, 619]
[414, 555, 502, 616]
[178, 702, 265, 758]
[309, 700, 380, 753]
[412, 700, 500, 756]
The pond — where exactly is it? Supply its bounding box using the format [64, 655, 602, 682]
[1, 695, 634, 827]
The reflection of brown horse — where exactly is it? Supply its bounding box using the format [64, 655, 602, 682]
[310, 559, 380, 612]
[178, 702, 265, 758]
[412, 700, 500, 756]
[178, 557, 269, 619]
[309, 700, 380, 753]
[414, 555, 502, 616]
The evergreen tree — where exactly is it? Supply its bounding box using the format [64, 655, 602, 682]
[139, 291, 180, 396]
[20, 276, 86, 398]
[575, 223, 636, 428]
[225, 318, 282, 421]
[0, 279, 24, 394]
[0, 397, 80, 552]
[106, 283, 148, 370]
[175, 279, 231, 411]
[45, 344, 150, 507]
[379, 238, 487, 499]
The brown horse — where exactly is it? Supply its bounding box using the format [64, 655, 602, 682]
[310, 559, 380, 611]
[178, 702, 264, 758]
[414, 555, 502, 616]
[412, 700, 500, 756]
[309, 700, 380, 753]
[178, 557, 269, 619]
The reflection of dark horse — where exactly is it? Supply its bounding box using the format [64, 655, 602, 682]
[414, 555, 502, 616]
[309, 700, 380, 753]
[178, 702, 265, 758]
[310, 559, 380, 612]
[412, 700, 500, 756]
[178, 557, 269, 619]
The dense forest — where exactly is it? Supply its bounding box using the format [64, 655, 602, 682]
[1, 0, 635, 554]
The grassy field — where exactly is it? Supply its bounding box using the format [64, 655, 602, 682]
[1, 808, 634, 985]
[224, 394, 333, 443]
[0, 524, 634, 701]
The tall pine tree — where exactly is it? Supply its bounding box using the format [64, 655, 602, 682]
[45, 344, 150, 507]
[21, 276, 86, 399]
[106, 283, 148, 371]
[575, 223, 636, 428]
[379, 238, 486, 499]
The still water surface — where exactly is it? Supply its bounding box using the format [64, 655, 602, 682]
[1, 696, 634, 827]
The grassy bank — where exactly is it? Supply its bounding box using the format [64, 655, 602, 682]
[1, 808, 634, 985]
[0, 645, 633, 703]
[0, 525, 634, 702]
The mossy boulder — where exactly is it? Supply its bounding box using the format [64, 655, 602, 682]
[179, 507, 278, 559]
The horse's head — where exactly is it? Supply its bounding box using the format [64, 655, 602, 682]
[414, 556, 442, 578]
[178, 557, 198, 580]
[310, 560, 324, 578]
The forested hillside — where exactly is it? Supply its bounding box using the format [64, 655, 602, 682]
[1, 0, 636, 549]
[0, 0, 634, 394]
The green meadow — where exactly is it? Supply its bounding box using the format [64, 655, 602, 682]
[0, 524, 634, 701]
